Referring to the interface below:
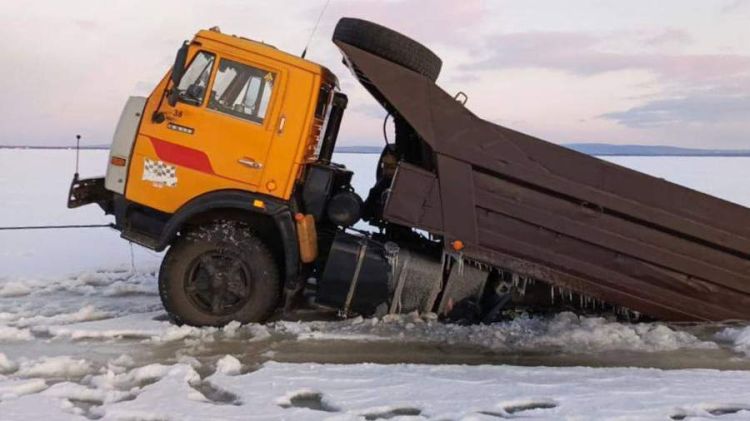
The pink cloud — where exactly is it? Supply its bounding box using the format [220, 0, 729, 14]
[469, 31, 750, 83]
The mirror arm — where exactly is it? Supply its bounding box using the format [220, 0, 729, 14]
[151, 86, 172, 123]
[167, 86, 179, 107]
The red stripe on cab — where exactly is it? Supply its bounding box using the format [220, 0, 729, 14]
[150, 137, 215, 174]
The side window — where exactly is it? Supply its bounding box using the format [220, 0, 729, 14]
[208, 58, 276, 124]
[176, 51, 215, 106]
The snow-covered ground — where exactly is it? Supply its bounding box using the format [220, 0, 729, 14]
[2, 149, 750, 420]
[6, 360, 750, 420]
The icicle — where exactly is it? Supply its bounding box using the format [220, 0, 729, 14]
[456, 252, 465, 276]
[384, 242, 400, 283]
[550, 285, 555, 304]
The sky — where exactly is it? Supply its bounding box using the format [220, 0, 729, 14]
[0, 0, 748, 148]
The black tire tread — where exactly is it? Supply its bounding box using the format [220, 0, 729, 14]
[333, 17, 442, 81]
[158, 221, 280, 327]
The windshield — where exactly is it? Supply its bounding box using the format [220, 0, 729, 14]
[175, 51, 215, 106]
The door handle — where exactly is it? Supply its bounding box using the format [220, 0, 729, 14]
[278, 115, 286, 134]
[238, 157, 263, 169]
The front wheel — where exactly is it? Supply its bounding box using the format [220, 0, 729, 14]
[158, 221, 280, 327]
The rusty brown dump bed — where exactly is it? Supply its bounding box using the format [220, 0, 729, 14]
[336, 40, 750, 322]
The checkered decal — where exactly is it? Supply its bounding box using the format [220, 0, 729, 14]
[142, 158, 177, 187]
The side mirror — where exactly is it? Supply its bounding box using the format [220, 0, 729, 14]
[168, 41, 189, 106]
[172, 41, 189, 86]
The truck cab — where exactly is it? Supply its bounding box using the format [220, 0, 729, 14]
[120, 28, 341, 212]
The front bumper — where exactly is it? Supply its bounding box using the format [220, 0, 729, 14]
[67, 174, 162, 248]
[67, 175, 113, 214]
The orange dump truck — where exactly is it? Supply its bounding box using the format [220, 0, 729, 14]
[69, 19, 750, 326]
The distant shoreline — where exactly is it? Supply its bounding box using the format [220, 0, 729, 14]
[3, 144, 750, 157]
[335, 144, 750, 157]
[0, 145, 110, 150]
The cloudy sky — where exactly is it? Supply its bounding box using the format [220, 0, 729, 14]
[0, 0, 748, 148]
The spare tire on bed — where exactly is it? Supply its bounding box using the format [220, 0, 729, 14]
[333, 17, 442, 81]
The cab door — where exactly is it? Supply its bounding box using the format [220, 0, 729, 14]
[148, 50, 285, 190]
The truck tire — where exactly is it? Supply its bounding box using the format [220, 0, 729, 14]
[158, 221, 280, 327]
[333, 17, 442, 81]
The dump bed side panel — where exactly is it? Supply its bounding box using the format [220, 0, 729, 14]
[386, 163, 750, 321]
[336, 41, 750, 321]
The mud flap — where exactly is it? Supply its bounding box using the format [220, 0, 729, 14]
[437, 263, 489, 319]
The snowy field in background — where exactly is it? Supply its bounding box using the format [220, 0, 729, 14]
[2, 149, 750, 420]
[2, 150, 749, 277]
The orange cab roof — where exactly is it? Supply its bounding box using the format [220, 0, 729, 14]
[194, 28, 330, 76]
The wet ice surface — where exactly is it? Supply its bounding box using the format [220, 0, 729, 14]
[3, 150, 750, 419]
[5, 266, 749, 370]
